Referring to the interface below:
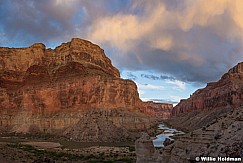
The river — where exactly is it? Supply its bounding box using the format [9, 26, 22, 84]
[152, 123, 185, 147]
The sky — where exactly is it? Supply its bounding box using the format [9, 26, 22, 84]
[1, 0, 243, 104]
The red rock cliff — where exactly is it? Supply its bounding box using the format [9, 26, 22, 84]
[172, 62, 243, 116]
[0, 38, 171, 141]
[139, 101, 173, 119]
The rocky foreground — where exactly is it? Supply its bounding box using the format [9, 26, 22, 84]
[0, 38, 172, 142]
[159, 106, 243, 162]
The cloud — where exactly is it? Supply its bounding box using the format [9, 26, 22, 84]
[0, 0, 83, 46]
[126, 72, 137, 81]
[150, 36, 173, 51]
[159, 75, 176, 81]
[136, 83, 165, 91]
[141, 74, 176, 81]
[88, 3, 167, 52]
[135, 82, 165, 96]
[166, 80, 186, 90]
[87, 0, 243, 83]
[1, 0, 243, 84]
[141, 74, 160, 80]
[140, 74, 185, 90]
[141, 96, 182, 105]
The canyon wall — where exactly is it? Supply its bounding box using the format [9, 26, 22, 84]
[0, 38, 172, 141]
[172, 62, 243, 115]
[139, 102, 172, 119]
[169, 62, 243, 131]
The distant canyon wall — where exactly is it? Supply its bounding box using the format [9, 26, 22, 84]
[168, 62, 243, 132]
[173, 62, 243, 116]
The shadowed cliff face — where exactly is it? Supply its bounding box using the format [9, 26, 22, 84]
[0, 38, 172, 141]
[170, 62, 243, 131]
[173, 62, 243, 115]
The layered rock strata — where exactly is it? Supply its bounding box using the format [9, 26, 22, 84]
[136, 106, 243, 163]
[139, 102, 172, 119]
[148, 63, 243, 162]
[158, 106, 243, 163]
[173, 62, 243, 116]
[0, 38, 172, 141]
[135, 63, 243, 162]
[171, 62, 243, 131]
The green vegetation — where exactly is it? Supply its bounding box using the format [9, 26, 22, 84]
[7, 143, 85, 161]
[128, 145, 135, 152]
[0, 135, 134, 148]
[6, 143, 136, 162]
[59, 140, 134, 149]
[0, 135, 136, 162]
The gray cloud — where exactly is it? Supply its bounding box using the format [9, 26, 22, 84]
[141, 74, 160, 80]
[89, 0, 243, 83]
[141, 74, 176, 81]
[126, 72, 137, 81]
[0, 0, 78, 46]
[1, 0, 243, 84]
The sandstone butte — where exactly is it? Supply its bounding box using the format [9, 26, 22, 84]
[0, 38, 172, 142]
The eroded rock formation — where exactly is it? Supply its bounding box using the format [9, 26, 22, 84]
[0, 38, 172, 141]
[146, 62, 243, 162]
[135, 133, 157, 163]
[158, 107, 243, 163]
[136, 106, 243, 163]
[171, 62, 243, 131]
[173, 62, 243, 116]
